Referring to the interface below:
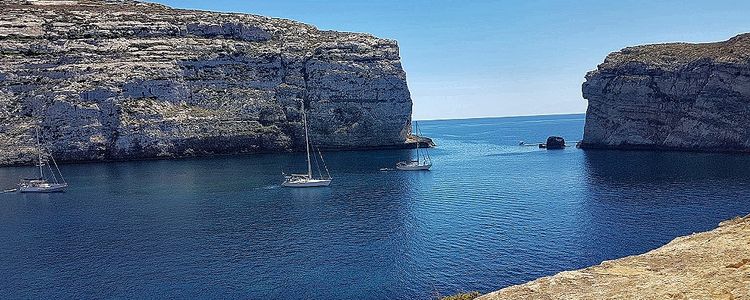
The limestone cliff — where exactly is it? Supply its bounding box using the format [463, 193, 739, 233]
[0, 0, 413, 165]
[478, 214, 750, 299]
[581, 34, 750, 151]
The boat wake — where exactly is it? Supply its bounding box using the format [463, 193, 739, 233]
[485, 151, 535, 157]
[379, 168, 396, 171]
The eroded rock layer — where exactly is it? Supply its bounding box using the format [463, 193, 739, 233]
[581, 34, 750, 151]
[479, 214, 750, 299]
[0, 0, 413, 165]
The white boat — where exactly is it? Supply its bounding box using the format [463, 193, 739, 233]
[18, 128, 68, 193]
[396, 121, 432, 171]
[19, 179, 68, 193]
[282, 102, 332, 188]
[396, 160, 432, 171]
[282, 175, 332, 187]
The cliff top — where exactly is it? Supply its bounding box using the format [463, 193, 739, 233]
[597, 33, 750, 72]
[478, 214, 750, 299]
[1, 0, 309, 33]
[0, 0, 389, 43]
[5, 0, 170, 10]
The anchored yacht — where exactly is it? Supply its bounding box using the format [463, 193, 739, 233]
[19, 128, 68, 193]
[282, 102, 332, 188]
[396, 121, 432, 171]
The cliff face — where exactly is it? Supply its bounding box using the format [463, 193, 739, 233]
[581, 34, 750, 151]
[0, 0, 413, 166]
[479, 214, 750, 299]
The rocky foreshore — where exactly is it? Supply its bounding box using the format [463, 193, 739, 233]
[477, 214, 750, 299]
[0, 0, 414, 166]
[581, 34, 750, 152]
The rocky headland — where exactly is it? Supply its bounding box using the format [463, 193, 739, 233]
[581, 34, 750, 152]
[0, 0, 415, 166]
[477, 214, 750, 299]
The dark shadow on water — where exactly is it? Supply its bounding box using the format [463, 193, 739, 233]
[576, 149, 750, 268]
[583, 149, 750, 184]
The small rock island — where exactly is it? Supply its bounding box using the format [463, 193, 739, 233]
[0, 0, 414, 166]
[581, 34, 750, 152]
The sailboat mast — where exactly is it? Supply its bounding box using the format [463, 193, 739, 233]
[302, 101, 312, 178]
[35, 127, 43, 179]
[415, 121, 419, 162]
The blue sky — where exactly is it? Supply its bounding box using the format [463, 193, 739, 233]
[152, 0, 750, 120]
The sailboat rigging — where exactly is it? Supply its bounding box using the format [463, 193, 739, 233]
[18, 127, 68, 193]
[282, 101, 333, 187]
[396, 121, 432, 171]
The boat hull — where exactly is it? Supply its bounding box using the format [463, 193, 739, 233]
[396, 163, 432, 171]
[18, 183, 68, 193]
[282, 179, 332, 188]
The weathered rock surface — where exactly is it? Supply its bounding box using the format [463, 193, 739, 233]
[0, 0, 413, 166]
[478, 214, 750, 299]
[581, 34, 750, 152]
[543, 136, 565, 149]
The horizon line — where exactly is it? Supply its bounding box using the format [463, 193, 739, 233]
[414, 112, 586, 122]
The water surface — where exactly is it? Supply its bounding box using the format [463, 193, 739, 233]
[1, 114, 749, 299]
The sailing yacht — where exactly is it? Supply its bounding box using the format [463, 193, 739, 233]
[396, 121, 432, 171]
[282, 102, 332, 188]
[18, 128, 68, 193]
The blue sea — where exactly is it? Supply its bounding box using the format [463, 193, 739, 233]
[1, 114, 749, 299]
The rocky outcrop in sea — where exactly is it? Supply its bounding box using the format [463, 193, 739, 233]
[0, 0, 413, 166]
[581, 34, 750, 152]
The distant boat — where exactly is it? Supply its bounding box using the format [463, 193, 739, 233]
[396, 121, 432, 171]
[18, 128, 68, 193]
[282, 102, 332, 188]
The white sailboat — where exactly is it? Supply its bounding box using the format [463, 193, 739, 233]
[396, 121, 432, 171]
[19, 128, 68, 193]
[282, 102, 332, 188]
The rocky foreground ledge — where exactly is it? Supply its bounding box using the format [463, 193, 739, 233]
[0, 0, 414, 166]
[581, 33, 750, 152]
[477, 214, 750, 299]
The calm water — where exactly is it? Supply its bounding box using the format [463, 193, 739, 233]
[1, 114, 749, 299]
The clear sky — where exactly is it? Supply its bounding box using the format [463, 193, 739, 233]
[152, 0, 750, 120]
